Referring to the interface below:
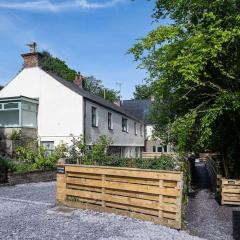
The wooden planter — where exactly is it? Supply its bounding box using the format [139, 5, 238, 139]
[221, 178, 240, 206]
[57, 164, 183, 229]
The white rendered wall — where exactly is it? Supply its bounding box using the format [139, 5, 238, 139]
[85, 100, 144, 147]
[146, 124, 153, 140]
[0, 67, 84, 146]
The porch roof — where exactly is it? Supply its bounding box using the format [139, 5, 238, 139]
[0, 96, 39, 104]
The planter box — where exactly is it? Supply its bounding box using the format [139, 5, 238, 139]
[221, 178, 240, 206]
[8, 169, 56, 185]
[57, 164, 183, 229]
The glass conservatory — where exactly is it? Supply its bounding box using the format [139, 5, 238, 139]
[0, 96, 38, 128]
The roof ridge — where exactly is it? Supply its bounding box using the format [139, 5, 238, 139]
[43, 69, 143, 123]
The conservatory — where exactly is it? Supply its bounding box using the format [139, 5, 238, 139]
[0, 96, 38, 128]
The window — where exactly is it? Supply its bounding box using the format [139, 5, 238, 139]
[122, 118, 128, 132]
[4, 102, 19, 109]
[153, 146, 156, 152]
[157, 146, 163, 152]
[108, 112, 112, 130]
[140, 124, 143, 136]
[0, 102, 20, 127]
[41, 141, 54, 156]
[92, 107, 97, 127]
[134, 122, 137, 135]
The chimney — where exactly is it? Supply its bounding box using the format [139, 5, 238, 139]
[73, 72, 84, 88]
[21, 52, 42, 68]
[113, 99, 122, 107]
[21, 42, 42, 68]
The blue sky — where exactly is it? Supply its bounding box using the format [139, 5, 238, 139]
[0, 0, 165, 99]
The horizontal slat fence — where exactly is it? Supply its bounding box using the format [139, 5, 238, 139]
[142, 152, 176, 159]
[57, 164, 183, 229]
[221, 178, 240, 206]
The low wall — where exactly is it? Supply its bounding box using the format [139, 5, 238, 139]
[8, 169, 56, 185]
[57, 164, 183, 229]
[221, 178, 240, 206]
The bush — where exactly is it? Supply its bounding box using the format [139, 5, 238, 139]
[0, 156, 17, 172]
[9, 130, 21, 140]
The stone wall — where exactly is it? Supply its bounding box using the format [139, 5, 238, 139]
[0, 128, 37, 157]
[8, 169, 56, 185]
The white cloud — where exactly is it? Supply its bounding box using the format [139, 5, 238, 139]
[0, 0, 125, 12]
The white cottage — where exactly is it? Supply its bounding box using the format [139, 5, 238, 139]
[0, 51, 144, 158]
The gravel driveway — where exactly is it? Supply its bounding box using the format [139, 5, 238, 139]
[0, 181, 203, 240]
[185, 162, 240, 240]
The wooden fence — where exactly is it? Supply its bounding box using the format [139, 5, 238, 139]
[142, 152, 176, 159]
[221, 178, 240, 206]
[57, 164, 183, 229]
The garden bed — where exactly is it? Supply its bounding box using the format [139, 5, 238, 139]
[8, 169, 56, 185]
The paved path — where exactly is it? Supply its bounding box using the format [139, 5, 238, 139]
[185, 162, 240, 240]
[0, 181, 203, 240]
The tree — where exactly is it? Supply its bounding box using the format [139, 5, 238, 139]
[0, 86, 3, 90]
[130, 1, 240, 178]
[133, 83, 152, 100]
[40, 51, 119, 102]
[84, 76, 120, 102]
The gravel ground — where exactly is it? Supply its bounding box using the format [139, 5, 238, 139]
[185, 162, 240, 240]
[0, 181, 204, 240]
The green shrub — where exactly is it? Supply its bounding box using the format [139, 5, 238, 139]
[15, 146, 37, 164]
[9, 130, 21, 140]
[14, 163, 36, 173]
[0, 156, 17, 172]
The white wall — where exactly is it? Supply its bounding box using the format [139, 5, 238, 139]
[146, 124, 153, 140]
[0, 67, 84, 146]
[85, 100, 144, 147]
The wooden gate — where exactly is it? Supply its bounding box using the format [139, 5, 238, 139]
[57, 164, 183, 229]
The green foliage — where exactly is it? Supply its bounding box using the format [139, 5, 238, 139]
[40, 52, 119, 102]
[15, 146, 36, 164]
[10, 135, 178, 173]
[130, 1, 240, 178]
[14, 143, 68, 172]
[133, 83, 153, 100]
[9, 130, 22, 141]
[84, 76, 120, 102]
[0, 156, 16, 172]
[68, 135, 89, 164]
[92, 135, 113, 164]
[40, 51, 76, 81]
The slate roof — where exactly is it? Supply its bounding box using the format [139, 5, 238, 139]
[45, 70, 143, 123]
[122, 99, 152, 124]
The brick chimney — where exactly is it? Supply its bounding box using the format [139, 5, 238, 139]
[21, 52, 42, 68]
[113, 99, 122, 107]
[73, 72, 84, 88]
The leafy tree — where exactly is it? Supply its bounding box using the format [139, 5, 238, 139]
[133, 83, 153, 99]
[84, 76, 120, 102]
[130, 1, 240, 178]
[40, 51, 119, 102]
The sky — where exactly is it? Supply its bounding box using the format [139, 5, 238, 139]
[0, 0, 166, 99]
